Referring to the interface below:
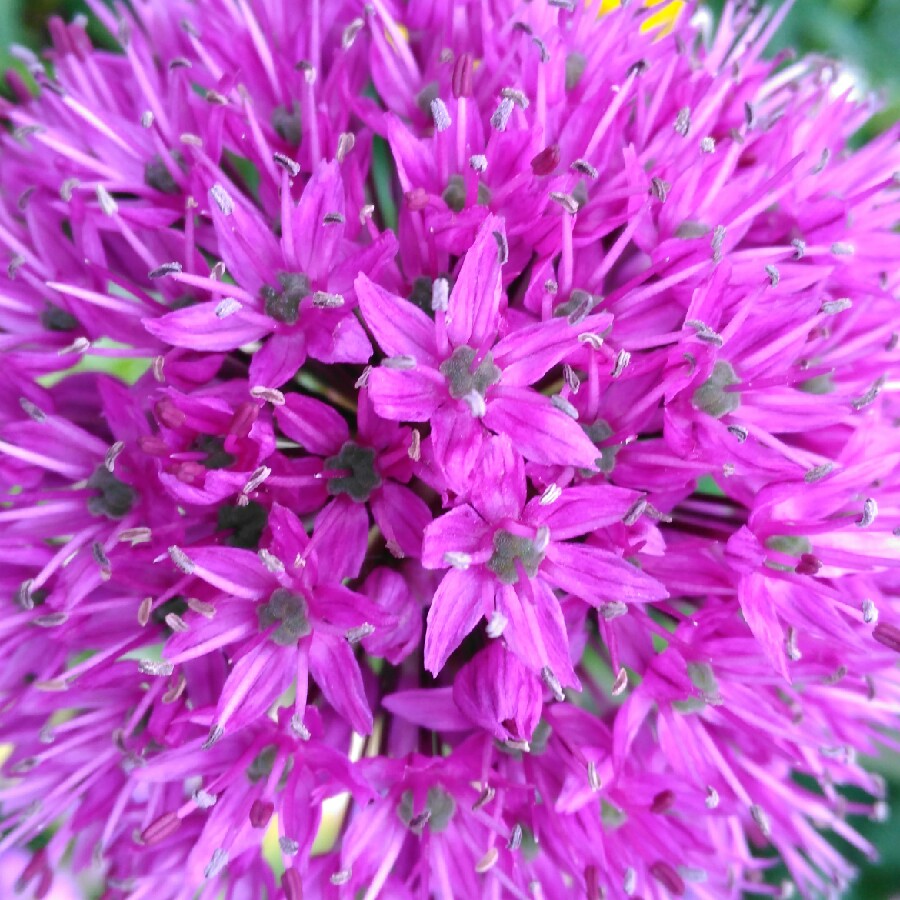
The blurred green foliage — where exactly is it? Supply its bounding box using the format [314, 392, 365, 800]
[0, 0, 898, 897]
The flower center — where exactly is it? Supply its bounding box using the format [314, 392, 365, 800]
[87, 466, 136, 520]
[324, 441, 382, 503]
[261, 272, 311, 326]
[439, 346, 501, 417]
[258, 588, 311, 646]
[486, 529, 546, 585]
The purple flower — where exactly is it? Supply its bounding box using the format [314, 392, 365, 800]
[357, 214, 606, 482]
[421, 434, 667, 680]
[1, 0, 900, 897]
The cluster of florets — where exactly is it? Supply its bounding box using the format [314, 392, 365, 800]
[1, 0, 899, 897]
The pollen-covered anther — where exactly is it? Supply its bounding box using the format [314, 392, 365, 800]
[330, 870, 352, 886]
[430, 98, 451, 132]
[273, 152, 300, 177]
[820, 297, 852, 315]
[650, 176, 670, 202]
[444, 551, 472, 570]
[587, 761, 601, 791]
[686, 320, 723, 347]
[491, 97, 514, 131]
[542, 666, 565, 702]
[486, 610, 508, 638]
[862, 599, 879, 625]
[210, 183, 234, 215]
[674, 106, 691, 136]
[475, 847, 499, 873]
[551, 395, 578, 419]
[167, 545, 195, 575]
[138, 659, 174, 676]
[600, 601, 628, 620]
[193, 789, 218, 809]
[612, 350, 631, 378]
[204, 848, 229, 879]
[312, 291, 345, 308]
[215, 297, 242, 318]
[148, 261, 182, 279]
[765, 265, 780, 287]
[249, 386, 286, 406]
[611, 667, 629, 696]
[857, 498, 878, 528]
[549, 191, 580, 215]
[346, 623, 375, 643]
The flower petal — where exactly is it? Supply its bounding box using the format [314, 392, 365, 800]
[310, 497, 369, 582]
[368, 366, 444, 422]
[309, 632, 373, 734]
[424, 568, 493, 675]
[143, 302, 271, 352]
[275, 394, 349, 456]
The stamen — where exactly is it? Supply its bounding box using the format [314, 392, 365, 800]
[273, 152, 300, 177]
[210, 184, 234, 215]
[857, 498, 878, 528]
[674, 106, 691, 136]
[215, 297, 242, 318]
[430, 98, 451, 132]
[541, 666, 565, 702]
[204, 848, 229, 879]
[600, 601, 628, 620]
[475, 848, 499, 873]
[611, 668, 628, 696]
[331, 870, 352, 886]
[862, 599, 879, 625]
[804, 463, 832, 483]
[249, 387, 286, 406]
[490, 97, 514, 131]
[444, 551, 472, 570]
[551, 395, 578, 419]
[820, 298, 851, 315]
[612, 350, 631, 378]
[873, 622, 900, 653]
[167, 546, 195, 574]
[346, 623, 375, 643]
[507, 824, 524, 851]
[149, 262, 182, 279]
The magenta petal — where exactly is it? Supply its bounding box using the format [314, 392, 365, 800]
[542, 543, 668, 605]
[214, 642, 289, 735]
[492, 312, 612, 387]
[739, 572, 790, 681]
[382, 687, 471, 731]
[424, 568, 493, 675]
[310, 497, 369, 582]
[371, 482, 432, 559]
[266, 503, 312, 570]
[355, 273, 439, 364]
[309, 632, 373, 734]
[249, 332, 308, 389]
[422, 504, 491, 570]
[291, 160, 345, 281]
[527, 484, 640, 539]
[452, 642, 543, 742]
[498, 579, 579, 688]
[143, 302, 271, 352]
[446, 214, 505, 349]
[484, 387, 599, 468]
[305, 310, 372, 365]
[468, 434, 527, 523]
[173, 546, 274, 600]
[275, 394, 349, 456]
[429, 402, 485, 489]
[368, 366, 444, 422]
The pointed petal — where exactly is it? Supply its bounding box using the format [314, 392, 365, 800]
[249, 332, 307, 389]
[382, 688, 471, 731]
[422, 504, 491, 570]
[368, 366, 444, 422]
[498, 580, 578, 688]
[171, 546, 274, 599]
[266, 503, 312, 570]
[371, 483, 433, 559]
[493, 313, 612, 387]
[309, 632, 373, 734]
[739, 572, 790, 680]
[543, 544, 668, 605]
[424, 569, 493, 675]
[305, 310, 372, 364]
[310, 497, 369, 582]
[292, 160, 345, 281]
[527, 484, 640, 539]
[469, 434, 526, 523]
[355, 272, 439, 364]
[143, 302, 271, 352]
[430, 402, 485, 490]
[484, 387, 599, 468]
[446, 214, 505, 349]
[275, 394, 349, 456]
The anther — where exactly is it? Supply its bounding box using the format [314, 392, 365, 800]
[205, 848, 229, 879]
[475, 847, 499, 873]
[508, 824, 524, 851]
[600, 601, 628, 620]
[430, 98, 451, 132]
[167, 545, 195, 574]
[470, 154, 488, 172]
[138, 660, 174, 676]
[549, 191, 579, 215]
[611, 667, 628, 696]
[346, 623, 375, 643]
[862, 599, 879, 625]
[149, 262, 183, 278]
[342, 18, 364, 49]
[857, 498, 878, 528]
[250, 387, 286, 405]
[700, 136, 716, 153]
[193, 789, 218, 809]
[273, 152, 300, 177]
[571, 158, 598, 178]
[612, 350, 631, 378]
[215, 297, 242, 318]
[490, 98, 514, 131]
[820, 298, 851, 315]
[552, 395, 578, 419]
[210, 184, 234, 215]
[542, 666, 565, 702]
[650, 177, 670, 202]
[486, 610, 507, 638]
[587, 761, 601, 791]
[331, 870, 352, 885]
[444, 551, 472, 570]
[674, 107, 691, 136]
[493, 231, 509, 265]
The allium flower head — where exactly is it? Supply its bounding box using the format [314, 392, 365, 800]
[1, 0, 899, 898]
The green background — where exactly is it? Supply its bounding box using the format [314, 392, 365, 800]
[1, 0, 898, 896]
